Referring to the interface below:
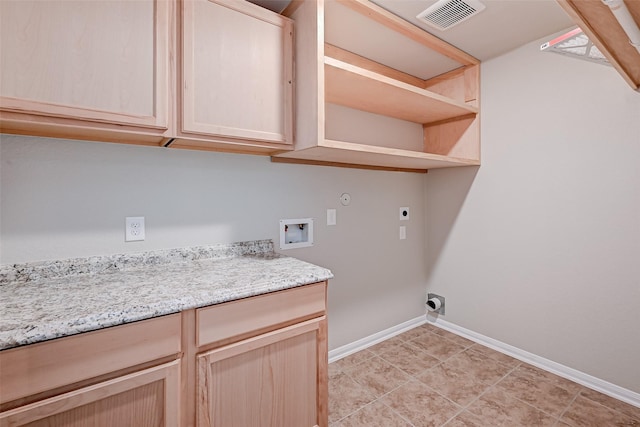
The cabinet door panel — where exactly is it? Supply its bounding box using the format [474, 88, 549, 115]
[182, 0, 293, 144]
[198, 318, 325, 427]
[0, 0, 169, 130]
[0, 360, 180, 427]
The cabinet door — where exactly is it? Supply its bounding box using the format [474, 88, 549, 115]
[181, 0, 293, 146]
[197, 317, 327, 427]
[0, 360, 180, 427]
[0, 0, 171, 142]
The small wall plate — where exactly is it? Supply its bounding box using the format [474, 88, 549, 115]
[427, 293, 446, 315]
[400, 207, 410, 220]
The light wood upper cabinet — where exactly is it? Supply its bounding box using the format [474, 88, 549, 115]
[0, 0, 172, 145]
[1, 0, 295, 155]
[172, 0, 294, 153]
[272, 0, 481, 173]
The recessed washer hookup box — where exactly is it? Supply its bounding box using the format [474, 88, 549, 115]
[279, 218, 314, 250]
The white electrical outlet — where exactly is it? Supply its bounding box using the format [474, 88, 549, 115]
[400, 225, 407, 240]
[125, 217, 145, 242]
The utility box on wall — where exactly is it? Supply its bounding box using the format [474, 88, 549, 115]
[279, 218, 314, 250]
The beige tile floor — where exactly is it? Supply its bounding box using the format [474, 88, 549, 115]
[329, 323, 640, 427]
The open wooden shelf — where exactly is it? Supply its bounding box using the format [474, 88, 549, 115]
[273, 0, 481, 173]
[324, 57, 478, 125]
[273, 139, 480, 172]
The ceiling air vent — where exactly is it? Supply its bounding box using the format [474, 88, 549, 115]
[416, 0, 486, 31]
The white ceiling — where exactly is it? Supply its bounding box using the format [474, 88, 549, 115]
[371, 0, 575, 61]
[251, 0, 576, 62]
[249, 0, 291, 14]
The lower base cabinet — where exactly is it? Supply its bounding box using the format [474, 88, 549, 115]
[198, 318, 324, 427]
[0, 361, 180, 427]
[0, 281, 329, 427]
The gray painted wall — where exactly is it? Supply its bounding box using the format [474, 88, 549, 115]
[425, 37, 640, 393]
[0, 137, 428, 350]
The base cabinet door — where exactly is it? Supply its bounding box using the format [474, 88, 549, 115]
[197, 318, 327, 427]
[0, 361, 180, 427]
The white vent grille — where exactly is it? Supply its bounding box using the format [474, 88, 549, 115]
[416, 0, 486, 31]
[541, 28, 611, 67]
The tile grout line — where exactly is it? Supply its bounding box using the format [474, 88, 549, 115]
[487, 373, 588, 426]
[404, 378, 467, 427]
[572, 390, 640, 423]
[426, 339, 523, 408]
[447, 359, 523, 421]
[329, 324, 639, 426]
[374, 336, 477, 425]
[430, 318, 640, 409]
[336, 331, 465, 427]
[428, 333, 592, 425]
[335, 328, 489, 424]
[378, 399, 419, 427]
[494, 364, 588, 423]
[499, 388, 567, 424]
[331, 377, 415, 426]
[553, 390, 581, 427]
[332, 359, 414, 425]
[438, 359, 522, 427]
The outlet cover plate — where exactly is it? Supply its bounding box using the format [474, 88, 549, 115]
[125, 217, 145, 242]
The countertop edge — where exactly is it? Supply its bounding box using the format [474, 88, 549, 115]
[0, 240, 333, 351]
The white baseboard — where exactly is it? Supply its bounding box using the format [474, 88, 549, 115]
[328, 316, 426, 363]
[328, 314, 640, 409]
[429, 316, 640, 409]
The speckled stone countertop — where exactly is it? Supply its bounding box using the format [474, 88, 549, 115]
[0, 240, 333, 351]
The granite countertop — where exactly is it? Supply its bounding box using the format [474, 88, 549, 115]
[0, 240, 333, 351]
